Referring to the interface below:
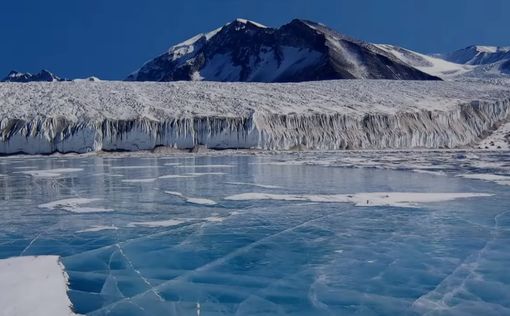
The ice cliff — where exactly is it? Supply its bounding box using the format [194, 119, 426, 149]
[1, 80, 509, 155]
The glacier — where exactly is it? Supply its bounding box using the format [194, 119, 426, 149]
[1, 80, 510, 155]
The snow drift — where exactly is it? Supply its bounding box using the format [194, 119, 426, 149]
[1, 80, 510, 155]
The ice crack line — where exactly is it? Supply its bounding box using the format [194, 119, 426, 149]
[412, 210, 510, 313]
[90, 213, 331, 313]
[19, 233, 42, 256]
[116, 243, 164, 302]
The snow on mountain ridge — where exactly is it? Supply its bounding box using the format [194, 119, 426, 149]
[376, 44, 473, 79]
[126, 18, 440, 82]
[1, 69, 64, 83]
[442, 45, 510, 65]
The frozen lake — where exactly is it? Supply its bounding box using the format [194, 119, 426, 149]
[1, 152, 509, 315]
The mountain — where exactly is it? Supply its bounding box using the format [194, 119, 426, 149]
[375, 44, 473, 78]
[441, 45, 510, 65]
[1, 70, 64, 82]
[126, 18, 440, 82]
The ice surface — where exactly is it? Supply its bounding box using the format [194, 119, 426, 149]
[1, 153, 510, 315]
[0, 256, 77, 316]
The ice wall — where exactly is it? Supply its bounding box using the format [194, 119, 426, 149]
[1, 81, 509, 154]
[1, 100, 509, 154]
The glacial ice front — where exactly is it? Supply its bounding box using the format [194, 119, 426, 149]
[1, 79, 510, 154]
[1, 152, 510, 315]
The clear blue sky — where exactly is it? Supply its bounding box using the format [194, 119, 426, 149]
[1, 0, 508, 80]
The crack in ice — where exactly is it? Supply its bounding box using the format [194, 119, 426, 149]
[89, 213, 331, 313]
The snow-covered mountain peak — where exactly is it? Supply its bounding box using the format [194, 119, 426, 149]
[472, 45, 510, 53]
[442, 45, 510, 65]
[126, 18, 440, 82]
[230, 18, 267, 29]
[1, 69, 63, 82]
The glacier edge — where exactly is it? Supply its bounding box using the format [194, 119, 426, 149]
[1, 80, 510, 154]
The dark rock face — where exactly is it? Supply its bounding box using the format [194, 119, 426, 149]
[127, 19, 441, 82]
[501, 60, 510, 75]
[1, 70, 64, 82]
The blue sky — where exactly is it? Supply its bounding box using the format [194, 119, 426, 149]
[1, 0, 508, 80]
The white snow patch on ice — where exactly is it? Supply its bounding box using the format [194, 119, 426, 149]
[127, 219, 185, 228]
[158, 174, 194, 179]
[121, 178, 158, 183]
[204, 216, 225, 222]
[458, 173, 510, 186]
[111, 166, 159, 170]
[186, 198, 217, 206]
[186, 172, 226, 176]
[0, 256, 77, 316]
[225, 192, 493, 208]
[77, 225, 118, 233]
[412, 169, 447, 176]
[38, 198, 114, 213]
[20, 168, 83, 178]
[177, 164, 234, 168]
[165, 191, 217, 205]
[225, 181, 282, 189]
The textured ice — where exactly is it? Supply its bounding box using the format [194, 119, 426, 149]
[1, 153, 510, 315]
[1, 80, 510, 154]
